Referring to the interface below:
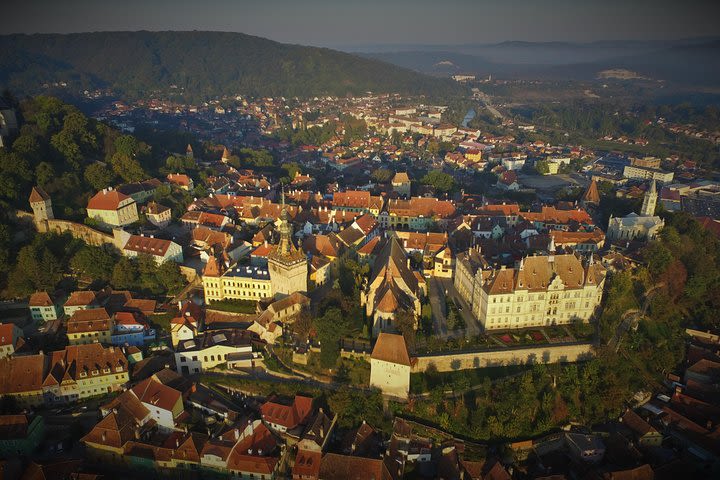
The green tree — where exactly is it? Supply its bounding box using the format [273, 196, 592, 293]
[421, 170, 455, 193]
[84, 163, 115, 190]
[112, 257, 138, 290]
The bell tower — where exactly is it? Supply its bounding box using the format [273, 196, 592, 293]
[640, 180, 658, 217]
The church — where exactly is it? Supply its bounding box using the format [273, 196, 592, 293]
[607, 180, 664, 243]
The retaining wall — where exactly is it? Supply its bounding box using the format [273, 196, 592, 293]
[412, 342, 594, 373]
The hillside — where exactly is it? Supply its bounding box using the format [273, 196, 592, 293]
[0, 31, 464, 100]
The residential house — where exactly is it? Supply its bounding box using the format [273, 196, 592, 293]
[174, 329, 254, 375]
[261, 395, 314, 434]
[167, 173, 194, 191]
[64, 290, 101, 317]
[115, 231, 184, 264]
[86, 187, 139, 228]
[28, 291, 62, 322]
[66, 308, 114, 345]
[145, 202, 172, 228]
[0, 343, 129, 407]
[0, 323, 24, 358]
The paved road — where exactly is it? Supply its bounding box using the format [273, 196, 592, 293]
[428, 277, 483, 340]
[428, 277, 449, 338]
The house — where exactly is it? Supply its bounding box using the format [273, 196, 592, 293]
[86, 187, 139, 228]
[116, 231, 184, 264]
[379, 197, 456, 231]
[0, 323, 24, 358]
[369, 333, 412, 400]
[170, 301, 204, 348]
[0, 415, 45, 457]
[64, 290, 101, 317]
[498, 171, 520, 191]
[111, 311, 155, 347]
[66, 308, 114, 345]
[0, 343, 129, 407]
[565, 432, 605, 463]
[226, 420, 283, 479]
[167, 173, 194, 191]
[28, 291, 62, 322]
[621, 409, 663, 447]
[174, 329, 254, 375]
[129, 374, 185, 430]
[116, 178, 162, 204]
[145, 201, 172, 228]
[261, 394, 314, 434]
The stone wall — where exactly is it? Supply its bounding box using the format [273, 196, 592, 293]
[39, 219, 116, 248]
[412, 342, 594, 373]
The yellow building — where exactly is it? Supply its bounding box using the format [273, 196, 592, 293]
[67, 308, 114, 345]
[86, 187, 139, 228]
[0, 344, 129, 407]
[454, 249, 606, 331]
[202, 258, 273, 303]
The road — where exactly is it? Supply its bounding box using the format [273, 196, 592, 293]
[428, 277, 482, 340]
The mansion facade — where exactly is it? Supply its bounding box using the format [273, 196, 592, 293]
[455, 247, 606, 331]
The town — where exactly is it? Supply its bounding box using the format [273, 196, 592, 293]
[1, 80, 720, 480]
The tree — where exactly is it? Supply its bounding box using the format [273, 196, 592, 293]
[535, 160, 550, 174]
[112, 257, 138, 290]
[395, 309, 417, 352]
[370, 168, 393, 183]
[156, 261, 186, 294]
[70, 245, 118, 281]
[84, 163, 115, 190]
[315, 307, 348, 368]
[421, 170, 455, 193]
[110, 152, 146, 182]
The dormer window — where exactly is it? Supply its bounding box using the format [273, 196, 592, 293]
[80, 371, 87, 377]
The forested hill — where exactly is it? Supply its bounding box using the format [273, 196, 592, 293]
[0, 31, 464, 100]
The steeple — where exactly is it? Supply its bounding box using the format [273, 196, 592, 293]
[277, 186, 294, 257]
[640, 180, 658, 217]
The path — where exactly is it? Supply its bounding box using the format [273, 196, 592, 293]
[435, 277, 482, 337]
[608, 283, 665, 352]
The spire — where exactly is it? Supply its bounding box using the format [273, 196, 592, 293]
[640, 179, 658, 217]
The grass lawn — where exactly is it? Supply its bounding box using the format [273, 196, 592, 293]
[206, 299, 257, 314]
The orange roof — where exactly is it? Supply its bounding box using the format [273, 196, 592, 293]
[65, 291, 98, 307]
[0, 323, 19, 346]
[260, 395, 313, 430]
[123, 235, 172, 256]
[29, 186, 50, 203]
[167, 173, 192, 187]
[293, 449, 322, 479]
[29, 291, 53, 307]
[371, 333, 411, 366]
[131, 377, 181, 412]
[87, 189, 133, 211]
[582, 180, 600, 205]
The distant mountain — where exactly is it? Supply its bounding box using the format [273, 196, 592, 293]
[361, 38, 720, 87]
[0, 31, 464, 100]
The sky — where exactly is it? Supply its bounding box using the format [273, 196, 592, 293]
[3, 0, 720, 48]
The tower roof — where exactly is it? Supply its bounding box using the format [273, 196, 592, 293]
[29, 186, 50, 204]
[581, 180, 600, 205]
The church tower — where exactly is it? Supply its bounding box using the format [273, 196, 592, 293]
[640, 180, 658, 217]
[268, 191, 308, 297]
[29, 186, 54, 222]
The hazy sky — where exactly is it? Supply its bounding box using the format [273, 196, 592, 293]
[3, 0, 720, 47]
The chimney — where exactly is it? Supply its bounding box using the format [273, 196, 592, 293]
[176, 438, 180, 448]
[235, 429, 240, 440]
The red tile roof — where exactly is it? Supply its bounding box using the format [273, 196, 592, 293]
[87, 189, 132, 211]
[29, 291, 53, 307]
[371, 333, 411, 366]
[260, 395, 313, 430]
[123, 235, 173, 257]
